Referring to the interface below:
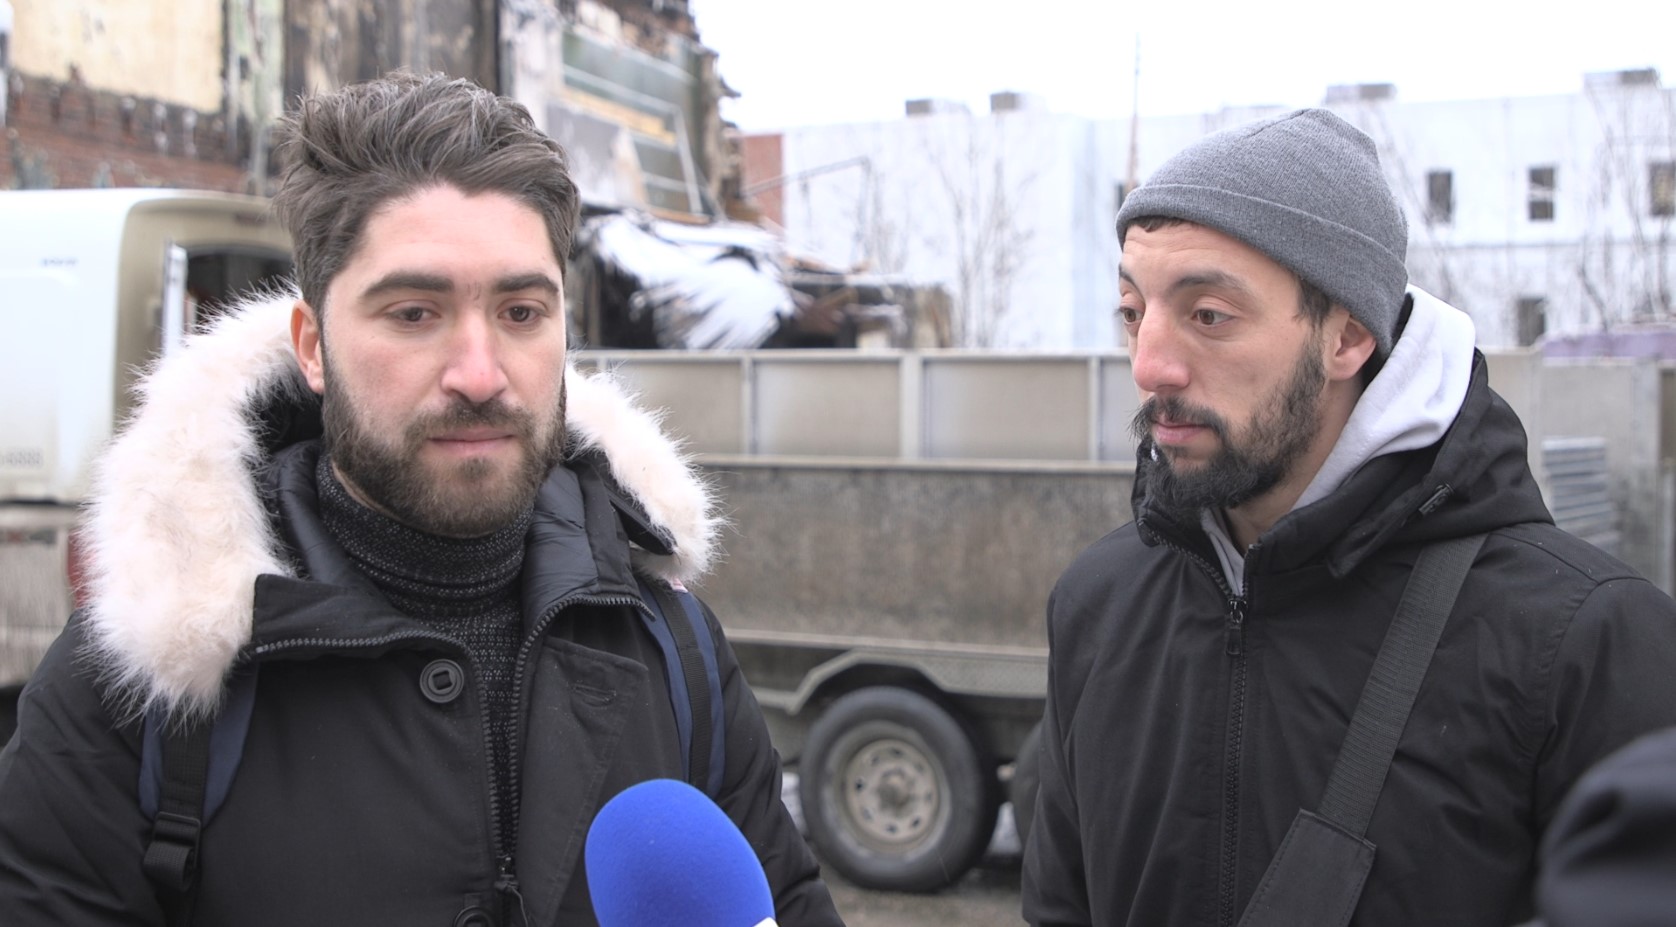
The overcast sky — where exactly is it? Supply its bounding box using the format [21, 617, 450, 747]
[687, 0, 1676, 131]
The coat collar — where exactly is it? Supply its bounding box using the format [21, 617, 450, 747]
[79, 294, 719, 719]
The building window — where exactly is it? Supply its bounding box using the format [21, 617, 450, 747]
[1652, 161, 1676, 218]
[1426, 170, 1454, 224]
[1516, 297, 1547, 347]
[1528, 166, 1556, 222]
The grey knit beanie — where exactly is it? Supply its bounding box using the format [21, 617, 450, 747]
[1116, 108, 1409, 355]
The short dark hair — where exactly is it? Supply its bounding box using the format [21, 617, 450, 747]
[1123, 214, 1333, 327]
[271, 71, 581, 313]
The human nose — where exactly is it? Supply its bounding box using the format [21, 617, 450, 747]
[439, 315, 510, 404]
[1128, 314, 1190, 396]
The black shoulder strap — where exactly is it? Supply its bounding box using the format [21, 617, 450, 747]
[1238, 533, 1487, 927]
[1315, 533, 1487, 834]
[142, 717, 213, 920]
[140, 667, 259, 922]
[635, 577, 727, 795]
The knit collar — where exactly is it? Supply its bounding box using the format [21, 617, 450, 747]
[314, 450, 530, 619]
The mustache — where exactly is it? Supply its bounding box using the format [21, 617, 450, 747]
[410, 397, 535, 439]
[1129, 395, 1231, 444]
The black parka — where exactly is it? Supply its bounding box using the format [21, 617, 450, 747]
[1023, 353, 1676, 927]
[0, 297, 843, 927]
[1537, 724, 1676, 927]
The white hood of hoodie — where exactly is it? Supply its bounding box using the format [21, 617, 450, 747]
[1204, 286, 1478, 586]
[79, 294, 720, 719]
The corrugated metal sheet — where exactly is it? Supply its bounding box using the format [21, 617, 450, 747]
[1544, 436, 1621, 555]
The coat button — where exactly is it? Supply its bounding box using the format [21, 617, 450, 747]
[420, 658, 465, 704]
[453, 907, 493, 927]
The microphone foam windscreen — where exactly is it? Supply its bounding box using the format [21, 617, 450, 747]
[585, 778, 776, 927]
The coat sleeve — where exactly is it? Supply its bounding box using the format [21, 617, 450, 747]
[1536, 726, 1676, 927]
[1533, 575, 1676, 829]
[1021, 589, 1092, 927]
[698, 597, 846, 927]
[0, 615, 165, 925]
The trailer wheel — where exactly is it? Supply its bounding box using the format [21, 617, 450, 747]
[800, 687, 998, 892]
[1009, 721, 1044, 851]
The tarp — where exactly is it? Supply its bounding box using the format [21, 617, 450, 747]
[584, 212, 796, 350]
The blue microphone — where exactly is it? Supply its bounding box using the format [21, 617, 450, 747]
[585, 778, 778, 927]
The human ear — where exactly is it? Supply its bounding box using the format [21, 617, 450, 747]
[1326, 309, 1377, 383]
[290, 300, 327, 395]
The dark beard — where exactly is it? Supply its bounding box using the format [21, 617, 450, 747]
[321, 372, 567, 539]
[1131, 338, 1326, 523]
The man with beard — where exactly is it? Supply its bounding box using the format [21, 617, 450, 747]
[0, 73, 844, 927]
[1022, 109, 1676, 927]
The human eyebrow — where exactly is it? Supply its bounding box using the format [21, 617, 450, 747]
[493, 273, 561, 297]
[1166, 270, 1256, 300]
[361, 271, 453, 300]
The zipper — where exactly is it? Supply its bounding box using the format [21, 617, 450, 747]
[1217, 536, 1264, 927]
[1217, 593, 1250, 927]
[495, 854, 530, 926]
[497, 591, 648, 924]
[1143, 517, 1253, 927]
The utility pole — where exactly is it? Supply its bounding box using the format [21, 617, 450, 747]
[1125, 35, 1141, 196]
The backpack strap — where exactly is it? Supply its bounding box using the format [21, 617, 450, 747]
[141, 717, 213, 900]
[140, 666, 259, 919]
[1238, 533, 1487, 927]
[635, 577, 728, 796]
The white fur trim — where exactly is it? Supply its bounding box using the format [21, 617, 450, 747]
[81, 294, 718, 718]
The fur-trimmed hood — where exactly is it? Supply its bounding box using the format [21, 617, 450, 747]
[79, 294, 719, 719]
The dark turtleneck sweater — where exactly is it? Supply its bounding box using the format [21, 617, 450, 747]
[315, 453, 530, 848]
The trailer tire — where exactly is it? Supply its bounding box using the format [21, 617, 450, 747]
[799, 686, 998, 892]
[1009, 720, 1043, 851]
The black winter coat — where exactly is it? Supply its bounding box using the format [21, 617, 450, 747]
[1023, 354, 1676, 927]
[1537, 724, 1676, 927]
[0, 297, 843, 927]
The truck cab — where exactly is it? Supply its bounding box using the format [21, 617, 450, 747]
[0, 188, 292, 733]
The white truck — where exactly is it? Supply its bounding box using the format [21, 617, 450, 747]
[0, 188, 292, 733]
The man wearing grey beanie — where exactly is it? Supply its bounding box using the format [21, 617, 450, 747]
[1024, 109, 1676, 927]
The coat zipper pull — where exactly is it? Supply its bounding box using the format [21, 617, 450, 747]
[496, 855, 530, 925]
[1225, 596, 1247, 656]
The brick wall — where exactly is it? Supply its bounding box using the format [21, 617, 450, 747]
[2, 71, 251, 191]
[739, 132, 783, 228]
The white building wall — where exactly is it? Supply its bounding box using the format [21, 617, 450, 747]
[762, 77, 1676, 350]
[778, 107, 1103, 348]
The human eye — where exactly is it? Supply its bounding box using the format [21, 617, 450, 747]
[1116, 304, 1143, 330]
[388, 304, 433, 326]
[503, 303, 549, 326]
[1190, 307, 1231, 327]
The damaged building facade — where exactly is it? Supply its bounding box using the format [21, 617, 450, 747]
[1, 0, 276, 191]
[2, 0, 928, 348]
[1, 0, 720, 200]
